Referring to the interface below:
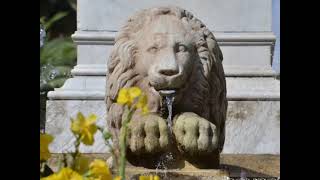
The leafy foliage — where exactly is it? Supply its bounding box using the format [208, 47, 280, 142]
[40, 12, 69, 31]
[40, 9, 77, 131]
[40, 37, 76, 67]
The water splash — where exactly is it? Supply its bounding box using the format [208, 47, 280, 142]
[155, 152, 175, 180]
[156, 90, 176, 179]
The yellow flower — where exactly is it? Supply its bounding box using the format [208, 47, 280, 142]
[117, 88, 130, 105]
[117, 87, 149, 114]
[41, 173, 60, 180]
[40, 133, 53, 161]
[113, 176, 122, 180]
[74, 155, 90, 174]
[88, 159, 112, 180]
[41, 167, 83, 180]
[71, 112, 98, 145]
[117, 87, 142, 107]
[135, 94, 149, 114]
[139, 175, 160, 180]
[128, 87, 142, 99]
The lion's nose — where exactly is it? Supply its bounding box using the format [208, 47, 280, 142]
[158, 68, 179, 76]
[157, 58, 179, 76]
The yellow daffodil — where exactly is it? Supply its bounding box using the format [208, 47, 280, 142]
[117, 87, 142, 106]
[71, 112, 98, 145]
[117, 87, 149, 114]
[40, 133, 53, 161]
[41, 167, 83, 180]
[74, 155, 90, 174]
[136, 94, 149, 114]
[117, 88, 131, 105]
[88, 159, 112, 180]
[41, 173, 60, 180]
[113, 176, 122, 180]
[139, 175, 160, 180]
[128, 87, 142, 99]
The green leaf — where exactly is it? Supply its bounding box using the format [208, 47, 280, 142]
[103, 131, 113, 140]
[40, 37, 76, 66]
[40, 17, 46, 24]
[44, 12, 69, 31]
[67, 0, 77, 11]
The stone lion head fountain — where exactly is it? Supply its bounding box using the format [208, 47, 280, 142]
[106, 6, 227, 169]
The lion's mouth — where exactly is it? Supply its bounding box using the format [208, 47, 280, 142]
[149, 85, 180, 97]
[158, 89, 177, 97]
[149, 83, 188, 103]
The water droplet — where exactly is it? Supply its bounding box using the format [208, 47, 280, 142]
[49, 69, 59, 80]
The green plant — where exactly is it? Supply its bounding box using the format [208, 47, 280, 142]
[40, 12, 69, 34]
[40, 37, 76, 91]
[40, 11, 76, 92]
[40, 11, 76, 131]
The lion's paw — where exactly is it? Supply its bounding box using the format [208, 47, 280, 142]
[173, 112, 218, 155]
[127, 114, 170, 154]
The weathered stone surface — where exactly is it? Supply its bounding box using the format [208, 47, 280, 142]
[220, 154, 280, 177]
[224, 101, 280, 154]
[105, 6, 227, 168]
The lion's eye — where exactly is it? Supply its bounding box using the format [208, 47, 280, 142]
[178, 45, 187, 52]
[148, 46, 158, 53]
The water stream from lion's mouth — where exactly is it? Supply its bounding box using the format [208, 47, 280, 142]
[165, 95, 175, 134]
[153, 93, 176, 178]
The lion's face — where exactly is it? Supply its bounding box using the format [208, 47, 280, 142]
[134, 15, 197, 100]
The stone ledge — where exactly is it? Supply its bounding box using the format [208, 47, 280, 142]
[70, 64, 277, 77]
[47, 154, 279, 178]
[220, 154, 280, 178]
[72, 31, 275, 46]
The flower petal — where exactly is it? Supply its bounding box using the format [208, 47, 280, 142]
[117, 88, 130, 105]
[87, 114, 97, 123]
[77, 112, 85, 122]
[128, 87, 142, 99]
